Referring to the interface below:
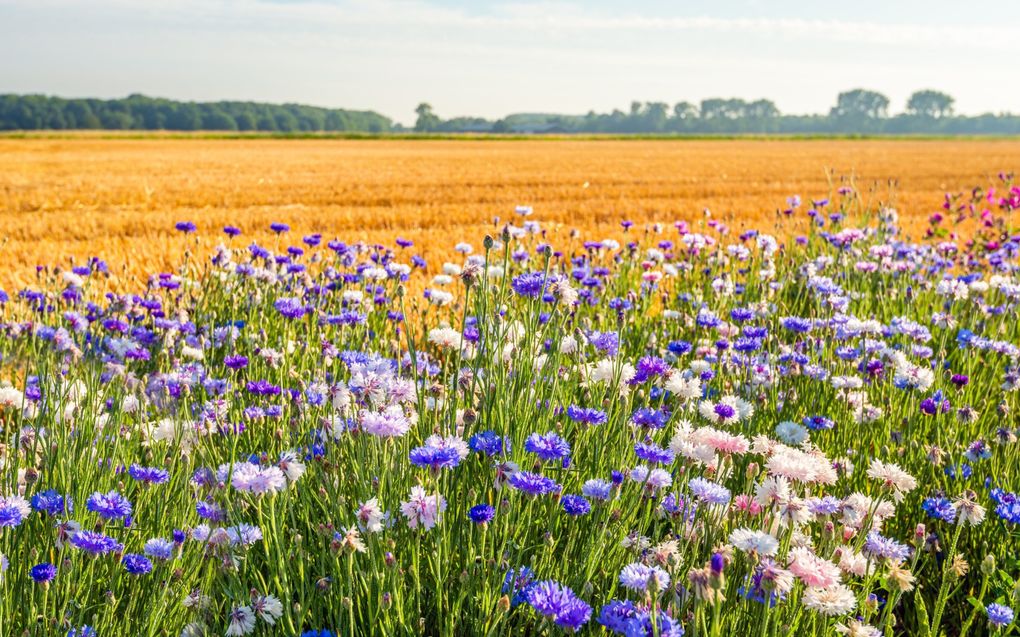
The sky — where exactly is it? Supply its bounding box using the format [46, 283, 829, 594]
[1, 0, 1018, 125]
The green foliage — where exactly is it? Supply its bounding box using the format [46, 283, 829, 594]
[0, 94, 392, 133]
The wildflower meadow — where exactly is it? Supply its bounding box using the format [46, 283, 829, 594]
[1, 180, 1020, 636]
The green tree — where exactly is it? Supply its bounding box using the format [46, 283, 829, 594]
[414, 103, 441, 132]
[906, 90, 954, 118]
[830, 89, 890, 120]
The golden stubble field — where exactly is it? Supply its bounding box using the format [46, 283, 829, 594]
[2, 137, 1019, 289]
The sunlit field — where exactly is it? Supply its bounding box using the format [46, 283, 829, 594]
[1, 138, 1020, 636]
[2, 138, 1020, 288]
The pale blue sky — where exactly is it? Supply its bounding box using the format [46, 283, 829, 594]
[1, 0, 1017, 124]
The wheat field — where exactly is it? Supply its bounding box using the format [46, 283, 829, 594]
[2, 137, 1019, 288]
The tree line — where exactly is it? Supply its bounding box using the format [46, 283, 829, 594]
[2, 89, 1018, 135]
[415, 89, 1020, 135]
[0, 94, 392, 132]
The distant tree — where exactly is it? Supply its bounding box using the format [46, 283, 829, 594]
[201, 109, 238, 130]
[414, 103, 441, 132]
[906, 90, 954, 118]
[746, 99, 780, 119]
[167, 104, 202, 130]
[672, 102, 698, 120]
[235, 112, 257, 131]
[273, 112, 299, 132]
[830, 89, 890, 120]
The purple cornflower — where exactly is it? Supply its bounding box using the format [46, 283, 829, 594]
[588, 331, 620, 356]
[525, 580, 592, 631]
[863, 531, 912, 563]
[246, 380, 281, 396]
[128, 464, 169, 485]
[224, 354, 248, 370]
[511, 272, 549, 298]
[174, 221, 197, 233]
[270, 222, 290, 234]
[85, 491, 132, 520]
[525, 432, 570, 462]
[987, 603, 1014, 628]
[688, 477, 731, 505]
[70, 530, 124, 555]
[274, 297, 308, 319]
[566, 405, 607, 426]
[631, 407, 669, 429]
[634, 442, 674, 465]
[631, 356, 670, 384]
[508, 471, 560, 496]
[780, 316, 812, 333]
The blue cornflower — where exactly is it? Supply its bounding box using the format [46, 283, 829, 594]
[270, 222, 290, 234]
[631, 407, 669, 429]
[560, 495, 591, 516]
[469, 431, 506, 456]
[780, 316, 813, 333]
[990, 490, 1020, 524]
[581, 479, 613, 501]
[31, 489, 70, 516]
[508, 471, 560, 496]
[174, 221, 197, 233]
[730, 307, 754, 322]
[922, 496, 957, 523]
[196, 500, 226, 522]
[122, 554, 153, 575]
[409, 444, 461, 471]
[143, 538, 175, 561]
[667, 340, 692, 356]
[30, 562, 57, 583]
[128, 464, 169, 485]
[67, 627, 96, 637]
[566, 405, 607, 426]
[634, 442, 674, 465]
[525, 432, 570, 462]
[503, 566, 537, 607]
[85, 491, 132, 521]
[988, 603, 1014, 628]
[468, 504, 495, 525]
[301, 632, 335, 637]
[803, 415, 834, 431]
